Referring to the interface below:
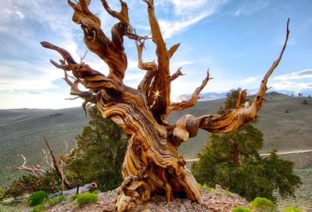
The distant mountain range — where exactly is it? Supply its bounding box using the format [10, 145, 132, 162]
[176, 90, 308, 102]
[176, 92, 228, 102]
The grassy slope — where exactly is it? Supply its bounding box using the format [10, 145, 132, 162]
[0, 108, 88, 186]
[0, 94, 311, 187]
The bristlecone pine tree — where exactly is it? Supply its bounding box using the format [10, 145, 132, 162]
[41, 0, 290, 210]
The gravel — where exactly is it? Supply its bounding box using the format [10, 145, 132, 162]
[49, 187, 249, 212]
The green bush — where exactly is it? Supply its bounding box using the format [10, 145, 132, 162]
[302, 99, 308, 105]
[70, 194, 78, 201]
[30, 204, 45, 212]
[250, 197, 275, 211]
[76, 192, 98, 206]
[0, 204, 11, 212]
[201, 184, 216, 193]
[92, 189, 101, 194]
[282, 206, 302, 212]
[232, 206, 251, 212]
[29, 195, 67, 212]
[0, 187, 5, 201]
[46, 195, 67, 208]
[28, 191, 48, 206]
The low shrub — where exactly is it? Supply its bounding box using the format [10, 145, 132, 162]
[0, 204, 11, 212]
[282, 206, 302, 212]
[70, 194, 78, 201]
[0, 187, 5, 200]
[250, 197, 275, 212]
[28, 191, 48, 206]
[46, 195, 67, 208]
[30, 204, 45, 212]
[201, 184, 216, 192]
[92, 189, 101, 194]
[76, 192, 98, 206]
[232, 206, 251, 212]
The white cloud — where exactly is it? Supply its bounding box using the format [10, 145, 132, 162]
[154, 0, 228, 39]
[235, 9, 241, 16]
[159, 13, 209, 39]
[0, 91, 83, 109]
[0, 59, 62, 91]
[15, 10, 25, 19]
[270, 81, 312, 94]
[267, 68, 312, 94]
[157, 0, 227, 16]
[232, 0, 269, 17]
[0, 0, 81, 58]
[243, 75, 261, 84]
[273, 69, 312, 81]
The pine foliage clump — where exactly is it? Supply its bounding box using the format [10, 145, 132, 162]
[65, 106, 127, 191]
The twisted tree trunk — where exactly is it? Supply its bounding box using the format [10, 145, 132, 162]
[41, 0, 289, 211]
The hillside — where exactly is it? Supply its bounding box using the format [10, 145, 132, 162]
[0, 108, 88, 186]
[0, 93, 311, 186]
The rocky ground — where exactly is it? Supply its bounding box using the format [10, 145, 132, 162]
[48, 187, 249, 212]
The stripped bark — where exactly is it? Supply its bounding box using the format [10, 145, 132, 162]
[44, 137, 70, 189]
[41, 1, 290, 210]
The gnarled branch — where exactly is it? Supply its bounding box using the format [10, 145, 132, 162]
[168, 71, 210, 112]
[68, 0, 127, 81]
[170, 67, 184, 81]
[168, 43, 180, 58]
[41, 41, 123, 94]
[136, 41, 158, 72]
[173, 19, 290, 141]
[101, 0, 129, 24]
[16, 154, 46, 177]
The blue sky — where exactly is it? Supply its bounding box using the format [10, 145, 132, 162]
[0, 0, 311, 109]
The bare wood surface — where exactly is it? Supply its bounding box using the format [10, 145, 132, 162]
[170, 67, 184, 81]
[44, 137, 70, 189]
[16, 154, 46, 177]
[168, 71, 210, 112]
